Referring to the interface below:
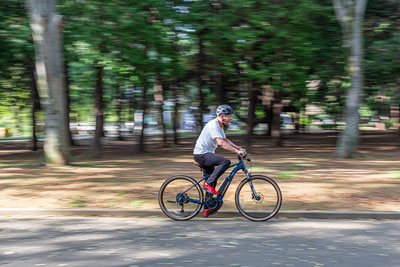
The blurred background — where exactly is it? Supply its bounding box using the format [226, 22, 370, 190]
[0, 0, 399, 164]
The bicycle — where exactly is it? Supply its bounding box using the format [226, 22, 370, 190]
[158, 154, 282, 221]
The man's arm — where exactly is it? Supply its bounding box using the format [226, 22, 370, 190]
[216, 137, 244, 155]
[225, 138, 241, 151]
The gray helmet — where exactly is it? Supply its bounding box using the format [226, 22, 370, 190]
[216, 105, 234, 116]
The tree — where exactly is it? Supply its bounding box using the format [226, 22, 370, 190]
[209, 0, 324, 147]
[0, 1, 40, 149]
[332, 0, 368, 158]
[27, 59, 40, 151]
[363, 0, 400, 134]
[26, 0, 70, 165]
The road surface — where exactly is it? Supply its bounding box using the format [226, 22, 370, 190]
[0, 217, 399, 267]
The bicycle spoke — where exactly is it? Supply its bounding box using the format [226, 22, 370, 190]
[236, 175, 282, 221]
[159, 176, 203, 221]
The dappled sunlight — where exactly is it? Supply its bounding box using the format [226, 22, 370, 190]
[362, 160, 400, 165]
[280, 179, 400, 211]
[129, 249, 187, 262]
[270, 221, 375, 231]
[0, 132, 399, 211]
[0, 172, 38, 178]
[0, 217, 399, 266]
[301, 168, 380, 178]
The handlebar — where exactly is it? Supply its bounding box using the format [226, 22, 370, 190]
[238, 152, 251, 162]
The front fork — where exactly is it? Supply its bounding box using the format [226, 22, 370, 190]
[245, 170, 260, 201]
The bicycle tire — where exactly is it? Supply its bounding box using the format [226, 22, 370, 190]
[158, 175, 204, 221]
[235, 175, 282, 221]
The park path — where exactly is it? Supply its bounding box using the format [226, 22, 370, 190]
[0, 217, 399, 267]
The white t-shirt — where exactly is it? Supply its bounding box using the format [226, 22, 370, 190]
[193, 118, 226, 154]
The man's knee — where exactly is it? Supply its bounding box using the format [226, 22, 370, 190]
[223, 159, 231, 168]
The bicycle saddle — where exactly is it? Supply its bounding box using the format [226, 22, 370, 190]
[193, 161, 203, 168]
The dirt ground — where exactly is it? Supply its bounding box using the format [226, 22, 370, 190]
[0, 131, 399, 212]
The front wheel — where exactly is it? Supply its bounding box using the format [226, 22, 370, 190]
[235, 175, 282, 221]
[158, 175, 204, 221]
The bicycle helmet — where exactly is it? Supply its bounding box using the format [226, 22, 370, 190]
[216, 105, 234, 117]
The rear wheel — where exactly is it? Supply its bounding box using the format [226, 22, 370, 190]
[235, 175, 282, 221]
[158, 175, 204, 221]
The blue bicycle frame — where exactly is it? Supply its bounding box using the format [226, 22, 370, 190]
[175, 156, 259, 206]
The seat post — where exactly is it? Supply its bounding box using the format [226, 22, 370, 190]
[202, 168, 208, 177]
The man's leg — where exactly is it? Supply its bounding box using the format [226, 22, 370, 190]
[203, 165, 216, 187]
[202, 153, 231, 186]
[202, 165, 214, 209]
[202, 154, 229, 216]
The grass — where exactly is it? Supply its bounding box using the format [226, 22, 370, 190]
[276, 172, 297, 178]
[287, 165, 305, 171]
[69, 198, 88, 207]
[131, 200, 145, 208]
[304, 153, 334, 158]
[0, 162, 41, 167]
[383, 171, 400, 179]
[70, 162, 100, 168]
[249, 166, 269, 170]
[0, 135, 44, 140]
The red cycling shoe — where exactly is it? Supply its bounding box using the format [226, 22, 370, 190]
[202, 182, 219, 195]
[203, 209, 216, 217]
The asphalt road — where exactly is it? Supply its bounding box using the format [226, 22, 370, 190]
[0, 217, 399, 267]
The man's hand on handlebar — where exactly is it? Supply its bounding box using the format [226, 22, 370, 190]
[236, 148, 247, 158]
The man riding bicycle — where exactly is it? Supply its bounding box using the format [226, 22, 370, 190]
[193, 104, 246, 217]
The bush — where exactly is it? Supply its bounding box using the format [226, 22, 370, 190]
[321, 123, 336, 129]
[384, 119, 395, 130]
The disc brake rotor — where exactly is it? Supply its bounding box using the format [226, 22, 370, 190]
[252, 193, 264, 203]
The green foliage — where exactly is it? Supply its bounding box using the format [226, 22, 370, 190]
[364, 0, 400, 116]
[0, 0, 398, 139]
[300, 116, 311, 126]
[0, 0, 35, 135]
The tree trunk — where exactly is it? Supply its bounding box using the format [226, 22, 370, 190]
[162, 82, 169, 146]
[91, 65, 104, 158]
[31, 99, 38, 151]
[98, 68, 105, 138]
[215, 69, 224, 106]
[172, 81, 179, 145]
[28, 60, 39, 151]
[271, 92, 283, 146]
[27, 0, 70, 165]
[294, 112, 300, 134]
[116, 85, 124, 141]
[64, 61, 74, 146]
[246, 83, 257, 150]
[155, 81, 167, 147]
[197, 36, 205, 130]
[266, 105, 273, 136]
[129, 87, 135, 128]
[140, 83, 148, 153]
[198, 82, 205, 130]
[333, 0, 368, 158]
